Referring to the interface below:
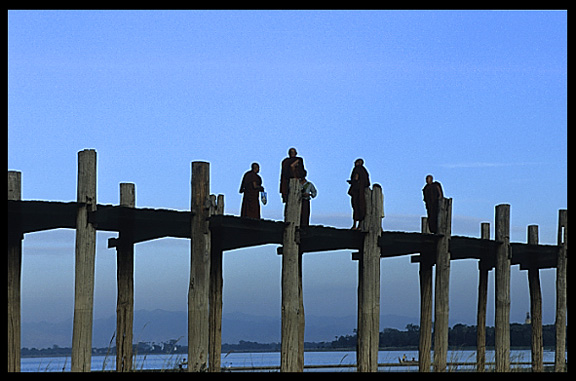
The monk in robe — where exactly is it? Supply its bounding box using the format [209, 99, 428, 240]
[347, 158, 370, 230]
[299, 177, 317, 227]
[239, 163, 265, 219]
[422, 174, 444, 233]
[279, 147, 307, 203]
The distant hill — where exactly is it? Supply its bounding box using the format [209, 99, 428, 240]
[22, 309, 419, 349]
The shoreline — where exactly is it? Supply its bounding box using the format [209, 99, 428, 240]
[21, 345, 555, 358]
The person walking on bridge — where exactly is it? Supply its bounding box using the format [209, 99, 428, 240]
[240, 162, 265, 219]
[422, 174, 444, 233]
[280, 147, 307, 203]
[299, 176, 317, 227]
[347, 158, 370, 230]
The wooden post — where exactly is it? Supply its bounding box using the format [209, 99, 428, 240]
[554, 209, 567, 372]
[357, 185, 383, 372]
[418, 217, 432, 372]
[116, 183, 135, 372]
[527, 225, 543, 372]
[281, 178, 302, 372]
[7, 171, 22, 372]
[433, 197, 452, 372]
[71, 149, 97, 372]
[189, 161, 211, 372]
[298, 251, 305, 372]
[209, 194, 224, 372]
[476, 222, 490, 372]
[494, 204, 511, 372]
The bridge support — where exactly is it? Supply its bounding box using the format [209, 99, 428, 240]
[71, 149, 97, 372]
[418, 217, 432, 372]
[281, 178, 303, 372]
[527, 225, 543, 372]
[433, 197, 452, 371]
[554, 209, 567, 372]
[116, 183, 135, 372]
[209, 194, 225, 372]
[7, 171, 22, 372]
[494, 204, 511, 372]
[476, 222, 491, 371]
[189, 161, 211, 371]
[357, 184, 384, 372]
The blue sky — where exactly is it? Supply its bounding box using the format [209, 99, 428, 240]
[9, 10, 566, 332]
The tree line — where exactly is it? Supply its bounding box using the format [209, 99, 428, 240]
[331, 323, 565, 349]
[21, 323, 566, 357]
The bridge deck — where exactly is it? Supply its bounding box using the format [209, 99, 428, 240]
[7, 200, 559, 269]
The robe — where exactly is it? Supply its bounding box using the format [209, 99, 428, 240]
[300, 180, 317, 227]
[240, 170, 263, 219]
[422, 181, 444, 233]
[348, 165, 370, 222]
[279, 156, 307, 203]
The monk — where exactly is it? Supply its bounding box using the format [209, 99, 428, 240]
[422, 174, 444, 233]
[299, 177, 317, 227]
[239, 163, 265, 219]
[347, 158, 370, 230]
[279, 147, 307, 203]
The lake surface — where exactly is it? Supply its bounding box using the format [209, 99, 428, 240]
[21, 349, 560, 372]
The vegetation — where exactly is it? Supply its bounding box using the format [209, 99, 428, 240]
[331, 323, 564, 349]
[21, 323, 564, 357]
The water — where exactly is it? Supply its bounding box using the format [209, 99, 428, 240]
[21, 349, 560, 372]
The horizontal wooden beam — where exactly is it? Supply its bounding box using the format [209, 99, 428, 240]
[209, 214, 285, 251]
[8, 200, 77, 234]
[379, 231, 439, 257]
[511, 242, 559, 270]
[99, 205, 191, 247]
[300, 225, 363, 253]
[8, 200, 563, 269]
[411, 236, 500, 266]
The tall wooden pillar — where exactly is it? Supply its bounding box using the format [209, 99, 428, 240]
[116, 183, 135, 372]
[433, 197, 452, 372]
[527, 225, 543, 372]
[357, 185, 383, 372]
[281, 178, 303, 372]
[7, 171, 22, 372]
[554, 209, 567, 372]
[418, 217, 433, 372]
[298, 251, 305, 372]
[71, 149, 98, 372]
[189, 161, 211, 372]
[476, 222, 490, 372]
[209, 194, 224, 372]
[494, 204, 511, 372]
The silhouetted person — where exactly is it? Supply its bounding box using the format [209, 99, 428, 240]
[422, 174, 444, 233]
[348, 158, 370, 230]
[240, 163, 264, 219]
[299, 177, 317, 227]
[280, 147, 307, 203]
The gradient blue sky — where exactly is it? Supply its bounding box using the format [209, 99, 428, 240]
[9, 10, 566, 331]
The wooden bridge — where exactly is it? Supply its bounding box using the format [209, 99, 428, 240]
[7, 149, 567, 372]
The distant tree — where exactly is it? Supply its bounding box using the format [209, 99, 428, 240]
[406, 324, 419, 332]
[330, 323, 563, 350]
